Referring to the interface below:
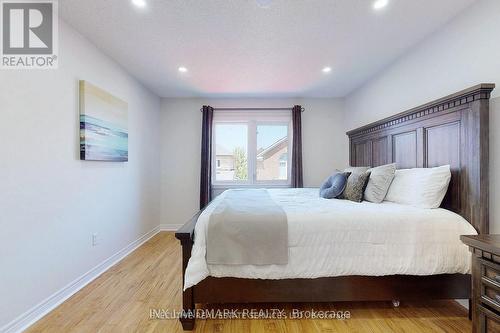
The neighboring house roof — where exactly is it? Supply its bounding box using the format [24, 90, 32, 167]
[257, 137, 288, 160]
[215, 144, 232, 156]
[215, 138, 287, 160]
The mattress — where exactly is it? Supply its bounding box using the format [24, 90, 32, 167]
[184, 188, 477, 290]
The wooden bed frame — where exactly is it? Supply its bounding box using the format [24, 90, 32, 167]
[175, 83, 494, 330]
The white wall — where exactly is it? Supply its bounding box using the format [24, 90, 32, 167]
[344, 0, 500, 232]
[0, 20, 161, 329]
[160, 98, 346, 226]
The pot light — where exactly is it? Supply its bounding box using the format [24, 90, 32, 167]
[132, 0, 146, 8]
[373, 0, 389, 10]
[178, 66, 188, 73]
[322, 66, 332, 73]
[256, 0, 273, 8]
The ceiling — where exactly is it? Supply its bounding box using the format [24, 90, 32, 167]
[60, 0, 476, 98]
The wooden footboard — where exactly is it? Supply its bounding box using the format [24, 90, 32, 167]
[195, 274, 471, 304]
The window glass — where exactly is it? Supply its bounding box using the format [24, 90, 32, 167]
[214, 123, 248, 181]
[256, 124, 289, 181]
[212, 111, 291, 186]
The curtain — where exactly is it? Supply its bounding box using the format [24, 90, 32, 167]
[291, 105, 303, 188]
[199, 105, 214, 209]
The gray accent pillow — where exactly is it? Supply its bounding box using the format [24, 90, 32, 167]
[319, 172, 350, 199]
[340, 171, 371, 202]
[344, 166, 370, 175]
[364, 163, 396, 203]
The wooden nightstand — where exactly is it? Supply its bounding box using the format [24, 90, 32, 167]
[461, 235, 500, 333]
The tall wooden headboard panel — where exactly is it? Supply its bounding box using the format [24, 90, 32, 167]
[347, 84, 495, 234]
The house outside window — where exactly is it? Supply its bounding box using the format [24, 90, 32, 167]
[212, 110, 292, 187]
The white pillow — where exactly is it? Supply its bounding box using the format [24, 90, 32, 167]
[384, 165, 451, 209]
[364, 163, 396, 203]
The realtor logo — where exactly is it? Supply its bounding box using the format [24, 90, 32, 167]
[1, 0, 58, 69]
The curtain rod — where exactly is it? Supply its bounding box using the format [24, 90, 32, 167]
[200, 107, 305, 112]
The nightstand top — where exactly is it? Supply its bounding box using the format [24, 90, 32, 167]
[461, 234, 500, 256]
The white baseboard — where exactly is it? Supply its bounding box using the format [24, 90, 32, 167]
[159, 224, 183, 231]
[1, 226, 161, 333]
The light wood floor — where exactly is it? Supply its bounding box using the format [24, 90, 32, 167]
[27, 232, 471, 332]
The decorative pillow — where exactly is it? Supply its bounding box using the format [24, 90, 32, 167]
[340, 171, 371, 202]
[385, 165, 451, 209]
[319, 172, 350, 199]
[364, 163, 396, 203]
[344, 166, 370, 175]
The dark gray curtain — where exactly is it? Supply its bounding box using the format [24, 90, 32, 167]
[200, 105, 214, 209]
[291, 105, 303, 188]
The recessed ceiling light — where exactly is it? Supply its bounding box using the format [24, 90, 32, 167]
[256, 0, 273, 8]
[178, 66, 188, 73]
[132, 0, 146, 8]
[322, 66, 332, 73]
[373, 0, 389, 10]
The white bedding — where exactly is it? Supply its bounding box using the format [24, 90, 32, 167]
[184, 188, 477, 290]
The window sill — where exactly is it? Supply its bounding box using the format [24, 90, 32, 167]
[212, 183, 292, 190]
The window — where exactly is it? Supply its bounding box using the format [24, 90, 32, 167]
[212, 110, 292, 186]
[279, 153, 288, 180]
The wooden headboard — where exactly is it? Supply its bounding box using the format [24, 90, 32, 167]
[347, 84, 494, 234]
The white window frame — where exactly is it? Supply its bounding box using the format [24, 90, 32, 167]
[212, 110, 292, 188]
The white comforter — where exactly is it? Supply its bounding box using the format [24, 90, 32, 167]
[184, 188, 477, 289]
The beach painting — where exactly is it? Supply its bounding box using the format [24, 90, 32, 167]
[79, 81, 128, 161]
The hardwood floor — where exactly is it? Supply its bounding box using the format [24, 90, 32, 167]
[26, 232, 471, 333]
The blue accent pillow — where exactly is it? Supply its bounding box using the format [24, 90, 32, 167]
[319, 172, 350, 199]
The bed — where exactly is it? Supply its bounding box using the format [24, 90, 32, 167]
[186, 187, 476, 288]
[175, 83, 494, 330]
